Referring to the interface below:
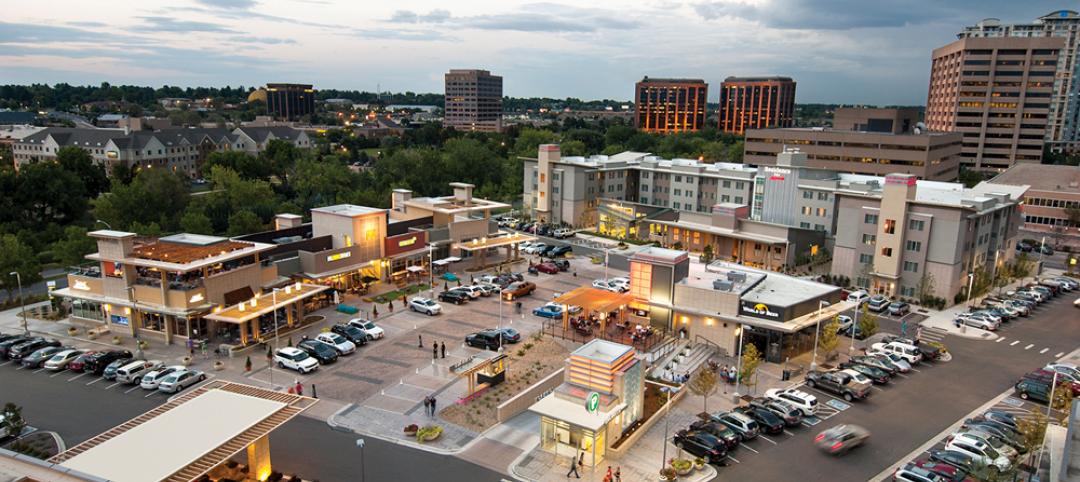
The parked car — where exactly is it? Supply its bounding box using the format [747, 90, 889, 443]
[102, 357, 134, 381]
[1014, 378, 1053, 404]
[523, 243, 547, 255]
[848, 355, 897, 375]
[502, 281, 536, 300]
[954, 313, 998, 331]
[893, 463, 951, 482]
[297, 339, 339, 364]
[157, 369, 206, 394]
[869, 341, 922, 364]
[140, 365, 185, 390]
[710, 411, 759, 440]
[733, 406, 785, 434]
[834, 315, 854, 334]
[453, 285, 484, 299]
[952, 430, 1018, 461]
[981, 410, 1020, 430]
[887, 301, 911, 316]
[1023, 369, 1080, 395]
[274, 347, 319, 374]
[465, 330, 506, 350]
[748, 398, 803, 426]
[331, 323, 369, 346]
[839, 322, 868, 340]
[847, 290, 870, 305]
[805, 370, 871, 401]
[439, 290, 470, 305]
[838, 361, 891, 384]
[876, 353, 913, 373]
[114, 359, 163, 383]
[533, 303, 567, 319]
[66, 350, 99, 372]
[535, 262, 560, 274]
[672, 430, 728, 464]
[815, 424, 870, 455]
[867, 295, 891, 312]
[764, 388, 818, 417]
[315, 333, 356, 355]
[592, 279, 621, 292]
[688, 420, 741, 449]
[21, 346, 63, 369]
[86, 350, 132, 375]
[552, 228, 574, 239]
[0, 336, 34, 359]
[927, 449, 975, 474]
[1045, 363, 1080, 380]
[10, 338, 59, 361]
[961, 421, 1026, 454]
[44, 349, 84, 371]
[495, 327, 521, 344]
[548, 245, 573, 257]
[409, 297, 442, 315]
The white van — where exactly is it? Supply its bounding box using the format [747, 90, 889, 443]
[115, 360, 163, 384]
[869, 342, 922, 364]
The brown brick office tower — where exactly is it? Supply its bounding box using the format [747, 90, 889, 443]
[717, 76, 796, 135]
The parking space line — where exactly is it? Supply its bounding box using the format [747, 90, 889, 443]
[15, 365, 25, 370]
[33, 368, 46, 374]
[871, 386, 884, 392]
[0, 361, 11, 367]
[1025, 344, 1034, 350]
[86, 377, 103, 386]
[144, 390, 160, 398]
[895, 373, 909, 379]
[996, 337, 1005, 343]
[1010, 341, 1020, 346]
[1057, 352, 1066, 358]
[1040, 348, 1049, 354]
[49, 370, 66, 378]
[123, 385, 140, 394]
[783, 430, 796, 437]
[739, 443, 759, 453]
[105, 382, 121, 390]
[759, 435, 777, 445]
[726, 456, 741, 464]
[908, 367, 921, 373]
[67, 373, 86, 382]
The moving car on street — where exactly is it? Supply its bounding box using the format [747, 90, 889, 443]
[815, 424, 870, 455]
[408, 297, 442, 315]
[501, 281, 536, 300]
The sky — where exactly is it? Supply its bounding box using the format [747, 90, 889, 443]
[0, 1, 1071, 105]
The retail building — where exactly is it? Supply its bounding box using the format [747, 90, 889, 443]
[990, 163, 1080, 247]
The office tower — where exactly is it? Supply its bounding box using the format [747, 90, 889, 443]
[717, 76, 796, 135]
[634, 77, 708, 133]
[265, 83, 315, 121]
[444, 69, 503, 132]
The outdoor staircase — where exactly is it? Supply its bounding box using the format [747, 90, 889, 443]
[649, 340, 718, 383]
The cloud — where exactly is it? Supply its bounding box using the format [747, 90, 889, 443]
[0, 21, 104, 43]
[388, 9, 451, 24]
[174, 5, 348, 30]
[194, 0, 258, 9]
[384, 4, 640, 33]
[353, 28, 454, 42]
[231, 35, 297, 45]
[137, 16, 237, 33]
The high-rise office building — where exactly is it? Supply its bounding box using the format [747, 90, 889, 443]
[926, 37, 1064, 171]
[265, 83, 315, 121]
[717, 76, 796, 135]
[444, 69, 503, 132]
[634, 77, 708, 133]
[958, 10, 1080, 152]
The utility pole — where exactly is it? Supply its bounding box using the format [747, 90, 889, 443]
[9, 272, 27, 335]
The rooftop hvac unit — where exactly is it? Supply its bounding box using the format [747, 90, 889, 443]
[713, 280, 734, 291]
[727, 271, 747, 283]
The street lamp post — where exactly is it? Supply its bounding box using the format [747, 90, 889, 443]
[355, 438, 367, 482]
[428, 244, 435, 299]
[1034, 371, 1059, 475]
[733, 324, 745, 400]
[849, 303, 859, 355]
[660, 386, 675, 473]
[9, 271, 27, 335]
[811, 300, 829, 371]
[1037, 235, 1047, 276]
[269, 288, 281, 390]
[95, 219, 112, 230]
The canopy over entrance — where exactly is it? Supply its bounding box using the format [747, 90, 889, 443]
[554, 287, 633, 326]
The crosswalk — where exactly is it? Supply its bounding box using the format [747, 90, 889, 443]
[918, 326, 947, 343]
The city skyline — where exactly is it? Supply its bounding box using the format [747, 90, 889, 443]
[0, 0, 1068, 104]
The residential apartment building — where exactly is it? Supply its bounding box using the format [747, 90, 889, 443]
[958, 10, 1080, 152]
[831, 174, 1027, 302]
[444, 69, 503, 132]
[11, 126, 311, 177]
[926, 36, 1065, 171]
[265, 83, 315, 121]
[717, 76, 796, 135]
[744, 127, 963, 180]
[634, 77, 708, 133]
[832, 107, 921, 134]
[991, 163, 1080, 247]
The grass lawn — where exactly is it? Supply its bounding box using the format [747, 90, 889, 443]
[365, 283, 431, 304]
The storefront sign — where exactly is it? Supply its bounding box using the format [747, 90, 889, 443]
[384, 231, 428, 257]
[764, 166, 791, 175]
[398, 236, 418, 248]
[327, 251, 352, 262]
[585, 392, 600, 413]
[72, 280, 90, 291]
[740, 301, 781, 320]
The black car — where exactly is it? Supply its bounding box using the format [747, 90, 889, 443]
[298, 339, 339, 364]
[438, 290, 469, 305]
[838, 362, 890, 384]
[672, 430, 728, 464]
[465, 330, 504, 350]
[21, 346, 63, 368]
[86, 350, 133, 375]
[330, 324, 369, 346]
[981, 410, 1019, 430]
[0, 336, 34, 359]
[688, 420, 740, 449]
[839, 324, 867, 340]
[848, 355, 897, 376]
[548, 245, 573, 258]
[928, 449, 975, 474]
[102, 357, 135, 381]
[550, 259, 571, 271]
[9, 338, 58, 361]
[733, 406, 785, 435]
[805, 370, 870, 401]
[748, 397, 802, 427]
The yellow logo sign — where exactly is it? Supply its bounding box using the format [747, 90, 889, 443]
[399, 236, 417, 247]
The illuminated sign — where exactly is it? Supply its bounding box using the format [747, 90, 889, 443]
[769, 175, 786, 181]
[106, 151, 119, 159]
[764, 166, 791, 175]
[327, 251, 352, 262]
[189, 293, 205, 303]
[885, 175, 916, 186]
[740, 301, 781, 320]
[73, 280, 91, 291]
[398, 236, 418, 248]
[585, 392, 600, 413]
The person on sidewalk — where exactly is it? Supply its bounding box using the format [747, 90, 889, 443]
[423, 396, 431, 417]
[294, 380, 303, 396]
[418, 333, 423, 348]
[433, 342, 438, 360]
[566, 452, 581, 478]
[440, 342, 446, 359]
[604, 466, 612, 482]
[430, 396, 437, 416]
[614, 466, 621, 482]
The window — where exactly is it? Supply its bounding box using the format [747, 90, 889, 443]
[803, 191, 813, 199]
[816, 208, 827, 217]
[903, 261, 918, 273]
[908, 219, 925, 231]
[800, 222, 810, 228]
[862, 234, 876, 245]
[901, 286, 916, 297]
[675, 175, 682, 182]
[906, 240, 921, 252]
[884, 219, 896, 234]
[881, 247, 893, 257]
[642, 185, 648, 192]
[802, 206, 812, 215]
[673, 202, 680, 210]
[721, 195, 731, 202]
[674, 189, 682, 196]
[859, 253, 873, 264]
[817, 192, 829, 201]
[856, 277, 870, 288]
[734, 196, 743, 204]
[814, 224, 825, 231]
[736, 182, 744, 190]
[723, 180, 731, 188]
[864, 214, 878, 224]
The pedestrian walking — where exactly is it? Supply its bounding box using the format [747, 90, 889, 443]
[614, 466, 620, 482]
[388, 300, 394, 313]
[433, 343, 438, 360]
[423, 396, 431, 417]
[431, 396, 437, 416]
[566, 452, 581, 478]
[605, 466, 612, 482]
[295, 380, 303, 396]
[419, 333, 423, 348]
[440, 341, 446, 359]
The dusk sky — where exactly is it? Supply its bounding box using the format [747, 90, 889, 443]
[0, 1, 1070, 104]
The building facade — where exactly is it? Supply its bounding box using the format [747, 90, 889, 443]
[444, 69, 503, 132]
[265, 83, 315, 121]
[743, 127, 963, 180]
[926, 36, 1065, 171]
[990, 163, 1080, 247]
[717, 76, 796, 135]
[832, 107, 921, 134]
[831, 174, 1027, 302]
[634, 77, 708, 133]
[958, 11, 1080, 152]
[11, 126, 311, 178]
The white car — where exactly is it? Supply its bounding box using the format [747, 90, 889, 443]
[552, 228, 573, 239]
[955, 313, 998, 331]
[952, 431, 1017, 461]
[453, 285, 483, 299]
[275, 347, 319, 374]
[409, 297, 442, 315]
[348, 319, 385, 340]
[840, 369, 872, 386]
[609, 277, 630, 289]
[140, 365, 185, 390]
[834, 315, 854, 334]
[157, 369, 206, 394]
[524, 243, 547, 255]
[315, 333, 356, 355]
[764, 388, 818, 417]
[43, 349, 84, 371]
[868, 342, 922, 364]
[1045, 363, 1080, 380]
[846, 290, 870, 305]
[592, 279, 618, 292]
[115, 359, 164, 384]
[1075, 297, 1080, 308]
[471, 284, 495, 296]
[945, 433, 1011, 471]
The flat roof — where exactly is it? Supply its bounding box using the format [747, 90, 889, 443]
[529, 394, 625, 432]
[631, 246, 689, 264]
[454, 232, 534, 251]
[692, 261, 838, 308]
[205, 283, 329, 324]
[991, 163, 1078, 193]
[310, 204, 384, 217]
[88, 229, 136, 239]
[56, 383, 315, 482]
[572, 339, 634, 365]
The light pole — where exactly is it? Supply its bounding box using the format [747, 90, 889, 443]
[9, 271, 27, 335]
[1035, 371, 1059, 475]
[269, 288, 281, 390]
[95, 219, 112, 230]
[660, 385, 675, 472]
[733, 323, 745, 400]
[1037, 235, 1047, 276]
[428, 244, 435, 299]
[965, 272, 976, 309]
[849, 303, 859, 356]
[811, 300, 829, 371]
[355, 438, 367, 482]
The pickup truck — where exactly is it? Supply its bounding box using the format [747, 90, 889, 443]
[805, 370, 871, 401]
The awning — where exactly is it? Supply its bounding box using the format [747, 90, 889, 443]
[433, 256, 462, 266]
[406, 266, 425, 273]
[455, 233, 536, 252]
[204, 283, 329, 324]
[52, 288, 210, 318]
[529, 394, 625, 432]
[553, 286, 634, 314]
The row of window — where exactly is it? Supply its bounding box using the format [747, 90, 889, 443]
[1025, 197, 1080, 209]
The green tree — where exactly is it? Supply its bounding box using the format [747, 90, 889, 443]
[818, 317, 840, 362]
[203, 151, 272, 180]
[0, 235, 42, 300]
[512, 128, 557, 157]
[739, 343, 763, 391]
[916, 273, 937, 306]
[700, 244, 714, 264]
[180, 207, 214, 234]
[688, 367, 719, 412]
[858, 305, 878, 339]
[262, 139, 301, 184]
[56, 146, 109, 197]
[93, 168, 190, 231]
[227, 210, 264, 236]
[51, 226, 97, 267]
[11, 162, 88, 228]
[1010, 252, 1034, 283]
[0, 403, 26, 439]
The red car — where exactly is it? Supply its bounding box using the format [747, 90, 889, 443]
[1024, 369, 1080, 395]
[907, 458, 970, 482]
[67, 351, 99, 373]
[535, 262, 560, 274]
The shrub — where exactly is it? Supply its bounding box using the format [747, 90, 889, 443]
[523, 342, 534, 350]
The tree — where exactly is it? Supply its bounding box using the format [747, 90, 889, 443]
[700, 244, 714, 264]
[1010, 253, 1034, 283]
[818, 317, 840, 362]
[916, 273, 937, 306]
[93, 168, 190, 231]
[203, 151, 272, 181]
[0, 235, 42, 300]
[0, 403, 26, 439]
[11, 162, 88, 228]
[1053, 381, 1075, 412]
[739, 343, 763, 391]
[688, 367, 719, 412]
[180, 207, 214, 234]
[56, 146, 109, 198]
[858, 305, 878, 339]
[227, 210, 264, 236]
[51, 226, 97, 267]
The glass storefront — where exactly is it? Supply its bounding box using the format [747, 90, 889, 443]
[71, 299, 104, 321]
[170, 317, 189, 339]
[141, 312, 166, 332]
[540, 417, 606, 467]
